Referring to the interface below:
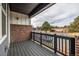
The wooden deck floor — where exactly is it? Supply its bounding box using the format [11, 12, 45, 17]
[7, 40, 58, 56]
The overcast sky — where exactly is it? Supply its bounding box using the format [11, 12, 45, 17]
[31, 3, 79, 27]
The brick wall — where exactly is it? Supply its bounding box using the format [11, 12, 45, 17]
[10, 24, 32, 43]
[75, 36, 79, 56]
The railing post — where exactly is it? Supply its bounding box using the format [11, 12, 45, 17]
[69, 38, 75, 56]
[33, 32, 35, 41]
[54, 34, 57, 53]
[30, 32, 32, 40]
[40, 33, 42, 46]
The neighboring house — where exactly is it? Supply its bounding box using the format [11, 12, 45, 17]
[51, 27, 69, 33]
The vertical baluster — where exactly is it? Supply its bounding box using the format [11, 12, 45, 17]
[32, 32, 33, 41]
[34, 33, 36, 41]
[59, 38, 60, 51]
[50, 36, 52, 48]
[42, 35, 43, 44]
[52, 37, 53, 48]
[33, 32, 35, 41]
[65, 39, 67, 55]
[48, 36, 49, 47]
[40, 33, 42, 46]
[39, 34, 40, 42]
[62, 39, 63, 53]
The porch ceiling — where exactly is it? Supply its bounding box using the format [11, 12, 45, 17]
[9, 3, 55, 17]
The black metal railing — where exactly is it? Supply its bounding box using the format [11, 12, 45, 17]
[31, 32, 75, 56]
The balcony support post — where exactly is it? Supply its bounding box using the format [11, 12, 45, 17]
[54, 34, 57, 53]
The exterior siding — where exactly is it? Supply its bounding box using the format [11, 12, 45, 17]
[10, 11, 30, 25]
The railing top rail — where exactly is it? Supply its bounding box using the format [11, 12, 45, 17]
[32, 31, 75, 40]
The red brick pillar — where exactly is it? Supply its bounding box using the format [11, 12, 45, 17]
[75, 36, 79, 56]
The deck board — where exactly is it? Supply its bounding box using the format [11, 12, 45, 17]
[7, 40, 58, 56]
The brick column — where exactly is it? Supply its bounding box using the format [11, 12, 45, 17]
[75, 36, 79, 56]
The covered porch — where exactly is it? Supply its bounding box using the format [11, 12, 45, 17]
[0, 3, 76, 56]
[8, 3, 59, 56]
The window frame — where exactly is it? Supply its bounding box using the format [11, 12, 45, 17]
[1, 3, 7, 37]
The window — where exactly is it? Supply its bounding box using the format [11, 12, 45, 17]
[2, 11, 6, 36]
